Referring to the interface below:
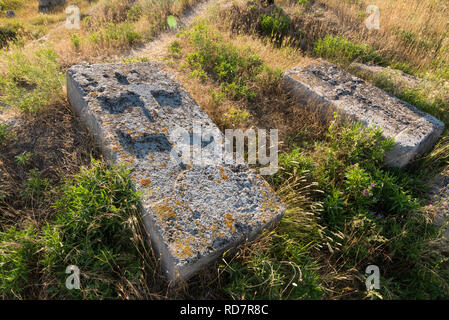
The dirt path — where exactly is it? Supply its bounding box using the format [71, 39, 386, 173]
[120, 0, 221, 62]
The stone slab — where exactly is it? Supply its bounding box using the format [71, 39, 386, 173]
[38, 0, 65, 12]
[66, 63, 285, 282]
[284, 60, 444, 168]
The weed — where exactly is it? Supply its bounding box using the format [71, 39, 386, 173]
[0, 46, 64, 113]
[14, 151, 32, 166]
[222, 106, 251, 128]
[314, 35, 383, 65]
[21, 169, 50, 205]
[41, 159, 151, 299]
[0, 225, 38, 299]
[0, 26, 17, 48]
[260, 8, 290, 39]
[0, 123, 12, 144]
[127, 4, 143, 22]
[70, 33, 81, 51]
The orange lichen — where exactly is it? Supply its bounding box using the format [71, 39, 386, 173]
[173, 241, 193, 259]
[154, 203, 177, 220]
[221, 173, 228, 180]
[123, 159, 135, 166]
[225, 213, 235, 231]
[140, 178, 151, 187]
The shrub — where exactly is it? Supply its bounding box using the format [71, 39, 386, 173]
[0, 123, 12, 144]
[259, 8, 290, 38]
[222, 106, 251, 128]
[127, 4, 143, 22]
[314, 35, 383, 64]
[271, 118, 449, 298]
[182, 24, 274, 102]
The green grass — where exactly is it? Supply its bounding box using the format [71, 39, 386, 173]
[269, 118, 448, 299]
[0, 46, 64, 113]
[0, 160, 153, 299]
[179, 23, 282, 102]
[221, 116, 449, 299]
[0, 25, 18, 48]
[0, 123, 13, 144]
[41, 159, 148, 299]
[314, 35, 384, 65]
[259, 8, 290, 39]
[0, 225, 38, 299]
[87, 23, 144, 47]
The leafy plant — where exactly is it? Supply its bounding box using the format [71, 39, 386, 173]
[41, 160, 148, 299]
[314, 35, 383, 64]
[260, 8, 290, 38]
[0, 123, 12, 144]
[14, 151, 32, 166]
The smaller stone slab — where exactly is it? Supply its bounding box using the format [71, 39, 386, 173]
[67, 63, 285, 282]
[284, 60, 444, 168]
[38, 0, 65, 12]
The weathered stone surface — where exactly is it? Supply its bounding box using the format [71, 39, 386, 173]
[284, 60, 444, 168]
[67, 63, 285, 282]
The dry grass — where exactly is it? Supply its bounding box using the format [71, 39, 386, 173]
[321, 0, 449, 74]
[53, 0, 205, 66]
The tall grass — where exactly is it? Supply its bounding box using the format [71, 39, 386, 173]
[0, 46, 64, 113]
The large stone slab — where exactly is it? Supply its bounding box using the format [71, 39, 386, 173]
[284, 60, 444, 168]
[66, 63, 285, 282]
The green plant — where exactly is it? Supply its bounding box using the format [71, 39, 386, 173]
[314, 35, 383, 64]
[41, 159, 149, 299]
[181, 24, 274, 102]
[270, 117, 449, 298]
[70, 33, 81, 50]
[168, 40, 182, 56]
[260, 8, 290, 38]
[222, 106, 251, 128]
[0, 225, 38, 299]
[127, 4, 143, 22]
[0, 123, 12, 144]
[0, 46, 64, 113]
[14, 151, 32, 166]
[0, 26, 18, 48]
[21, 169, 50, 204]
[297, 0, 310, 8]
